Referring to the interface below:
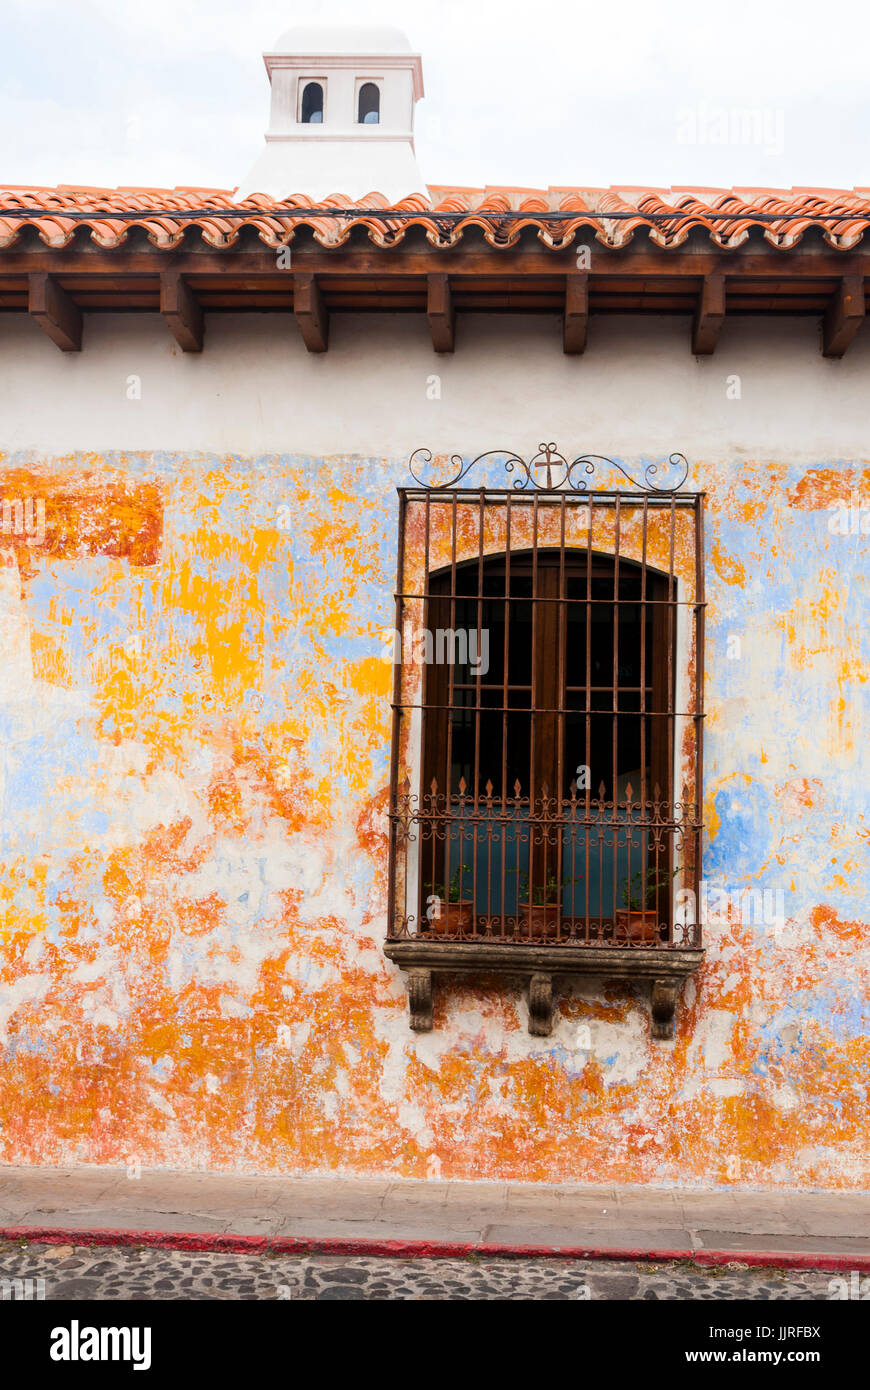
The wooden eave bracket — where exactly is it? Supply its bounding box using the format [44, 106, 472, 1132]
[823, 271, 865, 357]
[28, 271, 82, 351]
[563, 272, 588, 354]
[692, 272, 726, 355]
[294, 271, 329, 352]
[160, 270, 204, 352]
[427, 273, 455, 352]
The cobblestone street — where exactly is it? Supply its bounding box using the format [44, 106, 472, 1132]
[0, 1242, 840, 1301]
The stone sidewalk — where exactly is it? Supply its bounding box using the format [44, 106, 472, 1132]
[0, 1166, 868, 1260]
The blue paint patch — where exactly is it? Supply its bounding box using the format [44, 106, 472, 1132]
[705, 780, 775, 877]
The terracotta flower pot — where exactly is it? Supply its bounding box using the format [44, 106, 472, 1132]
[614, 909, 659, 943]
[427, 900, 473, 935]
[520, 902, 561, 939]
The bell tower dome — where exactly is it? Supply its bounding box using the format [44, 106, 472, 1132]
[236, 25, 427, 204]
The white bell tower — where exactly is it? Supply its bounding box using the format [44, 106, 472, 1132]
[236, 25, 427, 204]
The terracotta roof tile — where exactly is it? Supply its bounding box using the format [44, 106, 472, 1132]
[0, 185, 869, 252]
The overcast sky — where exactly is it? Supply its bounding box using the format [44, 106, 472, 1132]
[2, 0, 869, 195]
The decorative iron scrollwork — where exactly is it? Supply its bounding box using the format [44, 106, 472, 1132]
[408, 442, 689, 492]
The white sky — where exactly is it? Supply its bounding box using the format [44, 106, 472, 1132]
[2, 0, 869, 194]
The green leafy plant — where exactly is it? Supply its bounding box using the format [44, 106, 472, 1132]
[426, 861, 471, 903]
[620, 866, 675, 912]
[518, 868, 583, 906]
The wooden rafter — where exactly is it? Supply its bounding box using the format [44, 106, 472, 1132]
[822, 271, 865, 357]
[27, 271, 81, 351]
[427, 273, 454, 352]
[692, 272, 726, 355]
[160, 270, 203, 352]
[293, 272, 328, 352]
[563, 273, 588, 354]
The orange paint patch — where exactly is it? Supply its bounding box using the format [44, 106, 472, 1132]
[30, 630, 73, 687]
[0, 465, 163, 570]
[809, 904, 866, 945]
[776, 777, 825, 819]
[787, 467, 870, 511]
[710, 540, 746, 587]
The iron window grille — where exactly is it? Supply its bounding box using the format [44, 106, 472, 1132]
[387, 466, 705, 954]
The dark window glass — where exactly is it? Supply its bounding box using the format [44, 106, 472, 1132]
[358, 82, 380, 124]
[301, 82, 323, 124]
[420, 551, 674, 923]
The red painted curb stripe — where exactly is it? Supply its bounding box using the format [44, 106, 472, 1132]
[0, 1226, 867, 1273]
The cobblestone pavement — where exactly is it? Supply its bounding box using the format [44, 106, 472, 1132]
[0, 1242, 839, 1300]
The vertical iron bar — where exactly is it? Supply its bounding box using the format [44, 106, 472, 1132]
[694, 492, 706, 946]
[530, 491, 539, 910]
[445, 493, 458, 902]
[640, 494, 648, 940]
[387, 490, 407, 937]
[585, 496, 593, 939]
[667, 496, 676, 946]
[557, 494, 567, 937]
[612, 494, 620, 936]
[472, 488, 485, 936]
[502, 495, 512, 937]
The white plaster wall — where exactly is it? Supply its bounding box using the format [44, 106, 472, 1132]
[1, 312, 869, 462]
[238, 138, 427, 202]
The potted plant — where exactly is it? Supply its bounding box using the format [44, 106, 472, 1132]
[424, 862, 473, 935]
[615, 867, 673, 942]
[518, 869, 582, 939]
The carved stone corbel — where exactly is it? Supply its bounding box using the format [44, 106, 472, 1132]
[528, 973, 554, 1037]
[407, 968, 433, 1031]
[384, 941, 703, 1041]
[650, 978, 679, 1040]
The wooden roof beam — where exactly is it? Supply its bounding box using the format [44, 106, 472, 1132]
[692, 272, 725, 354]
[160, 270, 203, 352]
[8, 246, 870, 279]
[427, 273, 454, 352]
[294, 272, 328, 352]
[28, 271, 81, 351]
[563, 273, 588, 354]
[822, 271, 865, 357]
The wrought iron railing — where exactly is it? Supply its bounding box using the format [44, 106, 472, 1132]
[388, 776, 702, 947]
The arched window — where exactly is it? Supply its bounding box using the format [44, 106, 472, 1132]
[358, 82, 380, 124]
[301, 81, 323, 124]
[387, 485, 704, 954]
[417, 548, 675, 935]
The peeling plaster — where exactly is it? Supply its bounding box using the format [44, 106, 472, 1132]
[0, 446, 866, 1187]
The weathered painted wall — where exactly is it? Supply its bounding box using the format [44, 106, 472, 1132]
[0, 313, 867, 1185]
